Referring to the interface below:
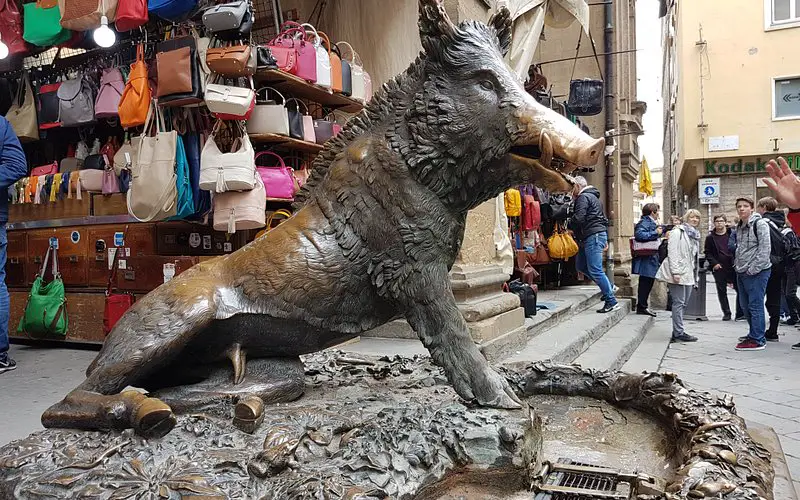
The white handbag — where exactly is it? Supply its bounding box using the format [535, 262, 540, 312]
[246, 87, 290, 136]
[200, 121, 256, 193]
[213, 173, 266, 234]
[204, 76, 255, 119]
[301, 23, 331, 90]
[337, 42, 365, 102]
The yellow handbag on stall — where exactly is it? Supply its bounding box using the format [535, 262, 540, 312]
[547, 224, 579, 260]
[504, 188, 521, 217]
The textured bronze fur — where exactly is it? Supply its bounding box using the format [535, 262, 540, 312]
[41, 0, 604, 437]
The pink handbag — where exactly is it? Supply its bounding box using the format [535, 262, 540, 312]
[272, 23, 316, 82]
[102, 155, 120, 194]
[213, 174, 267, 234]
[95, 68, 125, 119]
[31, 162, 58, 177]
[255, 151, 296, 200]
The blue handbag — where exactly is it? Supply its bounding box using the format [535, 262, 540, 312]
[148, 0, 197, 21]
[169, 136, 195, 221]
[181, 132, 211, 220]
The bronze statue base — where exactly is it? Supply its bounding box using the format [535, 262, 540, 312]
[0, 353, 774, 499]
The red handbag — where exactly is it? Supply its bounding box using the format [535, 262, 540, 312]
[0, 0, 30, 57]
[103, 229, 134, 335]
[114, 0, 148, 32]
[31, 162, 58, 177]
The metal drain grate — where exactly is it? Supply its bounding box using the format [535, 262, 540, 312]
[533, 459, 648, 500]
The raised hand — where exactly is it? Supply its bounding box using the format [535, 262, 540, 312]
[764, 157, 800, 209]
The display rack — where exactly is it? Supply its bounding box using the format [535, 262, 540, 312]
[254, 69, 364, 113]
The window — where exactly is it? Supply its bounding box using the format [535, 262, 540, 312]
[766, 0, 800, 28]
[773, 76, 800, 120]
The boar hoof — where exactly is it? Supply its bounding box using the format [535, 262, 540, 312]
[233, 395, 265, 433]
[133, 396, 176, 439]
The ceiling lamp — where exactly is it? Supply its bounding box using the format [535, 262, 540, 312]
[93, 15, 116, 48]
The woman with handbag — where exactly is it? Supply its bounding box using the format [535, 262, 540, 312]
[632, 203, 663, 317]
[656, 209, 702, 343]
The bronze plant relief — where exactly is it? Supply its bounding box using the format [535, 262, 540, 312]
[41, 0, 604, 438]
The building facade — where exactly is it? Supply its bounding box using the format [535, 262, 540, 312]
[661, 0, 800, 226]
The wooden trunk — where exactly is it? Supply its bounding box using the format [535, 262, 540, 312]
[86, 224, 156, 287]
[26, 228, 89, 287]
[116, 256, 200, 293]
[9, 291, 107, 344]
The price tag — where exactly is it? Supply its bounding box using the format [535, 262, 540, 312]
[163, 263, 176, 283]
[114, 232, 125, 247]
[118, 259, 127, 270]
[202, 235, 212, 250]
[49, 237, 59, 249]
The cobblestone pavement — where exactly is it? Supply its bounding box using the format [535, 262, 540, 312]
[658, 276, 800, 494]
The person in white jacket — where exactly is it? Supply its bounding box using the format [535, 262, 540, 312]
[656, 209, 702, 343]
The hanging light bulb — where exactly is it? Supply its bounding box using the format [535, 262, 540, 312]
[93, 16, 116, 48]
[0, 35, 9, 60]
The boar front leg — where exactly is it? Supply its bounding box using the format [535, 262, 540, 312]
[400, 267, 521, 409]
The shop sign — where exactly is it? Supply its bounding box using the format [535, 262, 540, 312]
[699, 177, 720, 204]
[704, 155, 800, 175]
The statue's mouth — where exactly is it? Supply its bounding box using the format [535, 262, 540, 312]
[510, 144, 578, 185]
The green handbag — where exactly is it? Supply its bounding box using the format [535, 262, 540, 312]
[17, 244, 68, 338]
[23, 0, 71, 47]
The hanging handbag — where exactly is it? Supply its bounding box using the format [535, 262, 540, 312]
[38, 82, 62, 130]
[320, 31, 341, 93]
[333, 45, 352, 96]
[81, 153, 106, 170]
[206, 43, 252, 77]
[58, 0, 118, 31]
[202, 0, 247, 32]
[18, 243, 68, 339]
[23, 0, 71, 47]
[547, 225, 579, 260]
[337, 42, 365, 102]
[199, 121, 256, 193]
[113, 133, 139, 175]
[213, 4, 253, 42]
[94, 68, 125, 119]
[156, 29, 203, 107]
[102, 155, 120, 194]
[174, 109, 210, 220]
[270, 24, 315, 82]
[301, 23, 331, 89]
[114, 0, 147, 31]
[255, 151, 296, 200]
[6, 73, 38, 142]
[285, 98, 315, 142]
[31, 162, 58, 177]
[213, 173, 265, 234]
[246, 87, 289, 136]
[147, 0, 197, 21]
[0, 0, 30, 57]
[128, 102, 178, 222]
[169, 135, 194, 220]
[119, 45, 151, 129]
[204, 76, 255, 120]
[103, 233, 134, 336]
[256, 45, 278, 70]
[566, 29, 604, 117]
[58, 75, 96, 127]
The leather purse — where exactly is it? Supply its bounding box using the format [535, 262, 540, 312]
[271, 24, 315, 82]
[7, 73, 38, 142]
[337, 42, 365, 102]
[82, 154, 106, 170]
[630, 237, 661, 257]
[38, 82, 62, 130]
[214, 4, 253, 42]
[156, 32, 202, 107]
[156, 46, 193, 97]
[566, 30, 604, 116]
[213, 173, 265, 234]
[199, 121, 256, 193]
[57, 75, 96, 127]
[320, 31, 341, 92]
[256, 45, 278, 69]
[103, 236, 134, 336]
[23, 0, 71, 47]
[113, 134, 139, 175]
[246, 87, 289, 136]
[202, 0, 247, 33]
[94, 68, 125, 119]
[333, 45, 352, 96]
[255, 151, 296, 200]
[102, 156, 120, 194]
[147, 0, 197, 21]
[285, 98, 315, 142]
[204, 77, 255, 120]
[79, 169, 104, 192]
[547, 225, 579, 260]
[31, 162, 58, 177]
[119, 44, 150, 129]
[302, 23, 331, 89]
[114, 0, 147, 31]
[58, 0, 118, 31]
[206, 44, 252, 77]
[17, 244, 68, 339]
[312, 112, 336, 145]
[0, 0, 30, 57]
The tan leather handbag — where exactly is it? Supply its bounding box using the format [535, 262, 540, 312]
[206, 44, 252, 77]
[156, 46, 193, 97]
[323, 32, 342, 93]
[7, 73, 39, 143]
[58, 0, 117, 31]
[128, 102, 178, 222]
[119, 45, 150, 129]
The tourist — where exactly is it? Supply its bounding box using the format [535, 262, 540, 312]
[632, 203, 662, 317]
[656, 209, 701, 342]
[0, 116, 29, 374]
[781, 214, 800, 325]
[569, 176, 619, 313]
[704, 214, 743, 321]
[733, 197, 772, 351]
[756, 197, 785, 342]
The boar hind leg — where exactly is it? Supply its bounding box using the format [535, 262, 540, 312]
[402, 266, 521, 410]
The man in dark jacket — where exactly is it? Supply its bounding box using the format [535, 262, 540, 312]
[0, 116, 28, 374]
[757, 197, 786, 342]
[569, 176, 618, 313]
[705, 214, 743, 321]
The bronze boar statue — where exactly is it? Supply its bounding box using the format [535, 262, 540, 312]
[41, 0, 604, 438]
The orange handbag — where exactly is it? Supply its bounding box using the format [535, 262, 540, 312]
[118, 44, 151, 129]
[323, 32, 342, 93]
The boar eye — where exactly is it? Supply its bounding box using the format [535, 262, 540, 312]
[479, 80, 495, 91]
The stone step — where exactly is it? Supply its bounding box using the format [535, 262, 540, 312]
[502, 300, 631, 367]
[573, 313, 654, 372]
[621, 317, 673, 374]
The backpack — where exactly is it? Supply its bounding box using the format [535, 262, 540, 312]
[504, 188, 521, 217]
[757, 219, 786, 266]
[781, 227, 800, 262]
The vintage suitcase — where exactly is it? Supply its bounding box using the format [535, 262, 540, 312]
[87, 224, 156, 287]
[26, 228, 89, 287]
[9, 290, 106, 344]
[6, 231, 27, 288]
[115, 255, 200, 293]
[155, 222, 247, 256]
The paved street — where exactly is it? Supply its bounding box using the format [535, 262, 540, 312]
[657, 276, 800, 495]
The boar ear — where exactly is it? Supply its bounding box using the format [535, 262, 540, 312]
[489, 7, 512, 58]
[418, 0, 456, 56]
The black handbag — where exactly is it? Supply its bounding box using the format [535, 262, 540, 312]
[214, 6, 253, 42]
[81, 154, 106, 171]
[256, 46, 278, 70]
[333, 45, 352, 97]
[286, 100, 304, 140]
[156, 35, 203, 107]
[566, 29, 604, 117]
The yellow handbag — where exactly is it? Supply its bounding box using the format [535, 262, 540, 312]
[547, 225, 579, 260]
[504, 188, 522, 217]
[256, 209, 293, 239]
